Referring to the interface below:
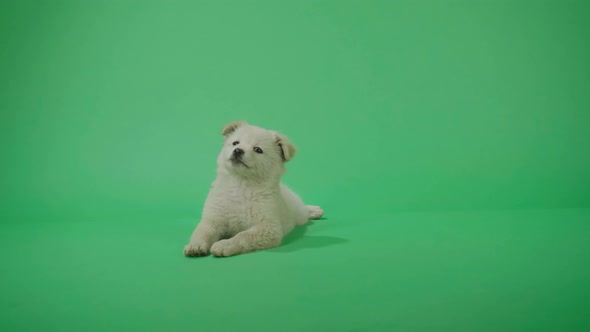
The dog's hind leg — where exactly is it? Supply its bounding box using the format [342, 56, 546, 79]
[307, 205, 324, 220]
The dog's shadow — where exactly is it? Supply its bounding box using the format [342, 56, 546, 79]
[269, 219, 348, 253]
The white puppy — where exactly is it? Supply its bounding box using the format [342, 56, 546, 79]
[184, 121, 324, 257]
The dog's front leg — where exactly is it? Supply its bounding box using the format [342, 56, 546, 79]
[183, 221, 221, 257]
[210, 226, 282, 257]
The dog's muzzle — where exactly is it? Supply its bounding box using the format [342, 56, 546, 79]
[230, 148, 245, 164]
[233, 148, 244, 158]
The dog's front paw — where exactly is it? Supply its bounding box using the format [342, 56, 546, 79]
[183, 242, 210, 257]
[210, 240, 239, 257]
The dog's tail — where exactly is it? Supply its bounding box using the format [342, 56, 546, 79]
[306, 205, 324, 220]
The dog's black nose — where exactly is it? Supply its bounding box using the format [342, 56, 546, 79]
[233, 148, 244, 156]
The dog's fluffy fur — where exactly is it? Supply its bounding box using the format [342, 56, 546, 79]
[184, 121, 324, 257]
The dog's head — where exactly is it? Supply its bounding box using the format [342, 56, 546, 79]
[216, 121, 296, 180]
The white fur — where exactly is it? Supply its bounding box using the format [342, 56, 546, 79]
[184, 121, 324, 257]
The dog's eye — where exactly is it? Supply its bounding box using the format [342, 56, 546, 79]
[232, 141, 239, 146]
[254, 147, 263, 154]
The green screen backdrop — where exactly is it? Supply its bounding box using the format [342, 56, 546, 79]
[1, 1, 589, 331]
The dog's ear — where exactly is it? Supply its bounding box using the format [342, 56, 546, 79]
[273, 132, 296, 162]
[221, 121, 246, 137]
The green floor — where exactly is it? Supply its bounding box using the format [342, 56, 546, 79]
[1, 209, 589, 331]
